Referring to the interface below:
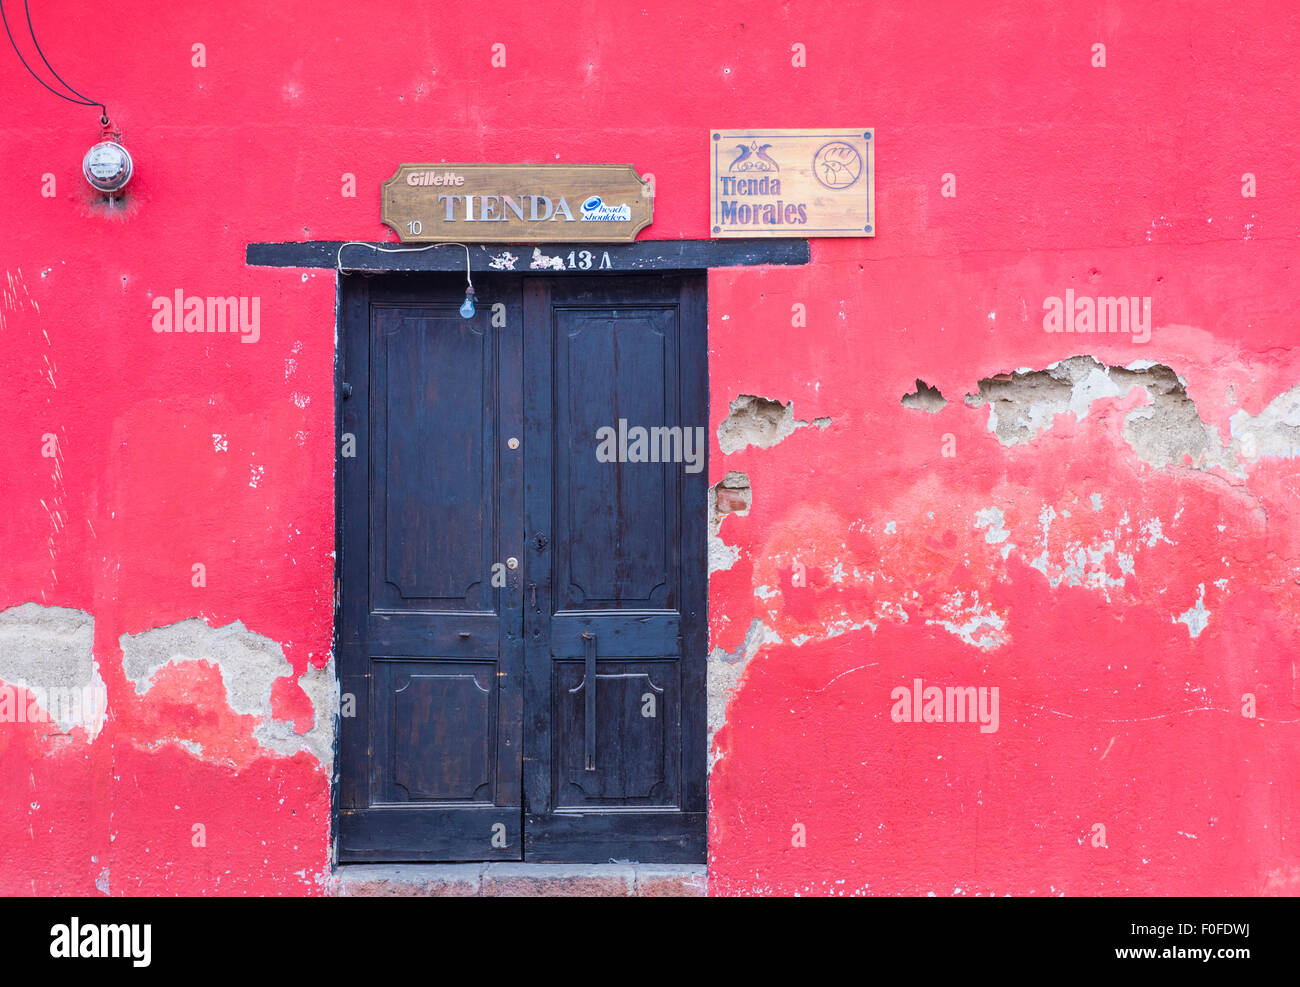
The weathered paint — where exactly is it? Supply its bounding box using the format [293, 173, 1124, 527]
[3, 1, 1298, 895]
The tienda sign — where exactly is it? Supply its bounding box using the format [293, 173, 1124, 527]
[381, 163, 653, 243]
[710, 129, 874, 237]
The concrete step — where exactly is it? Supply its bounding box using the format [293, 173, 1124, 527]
[329, 862, 707, 897]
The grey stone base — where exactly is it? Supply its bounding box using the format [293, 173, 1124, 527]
[329, 863, 707, 897]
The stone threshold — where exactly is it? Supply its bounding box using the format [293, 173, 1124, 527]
[329, 862, 707, 897]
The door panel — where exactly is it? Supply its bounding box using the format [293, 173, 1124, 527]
[371, 659, 496, 803]
[552, 660, 678, 807]
[552, 307, 678, 610]
[374, 308, 492, 607]
[338, 275, 524, 862]
[522, 275, 707, 862]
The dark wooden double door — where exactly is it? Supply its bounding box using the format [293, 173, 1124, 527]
[337, 272, 706, 863]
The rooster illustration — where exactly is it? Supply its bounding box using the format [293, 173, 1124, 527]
[728, 144, 752, 170]
[754, 144, 779, 171]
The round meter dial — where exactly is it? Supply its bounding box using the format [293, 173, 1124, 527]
[83, 141, 133, 192]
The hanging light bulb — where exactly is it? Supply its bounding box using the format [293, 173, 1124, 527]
[335, 242, 479, 319]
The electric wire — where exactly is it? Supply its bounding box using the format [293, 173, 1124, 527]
[1, 0, 107, 120]
[336, 242, 474, 289]
[23, 0, 106, 119]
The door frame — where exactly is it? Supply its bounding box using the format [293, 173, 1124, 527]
[331, 265, 719, 865]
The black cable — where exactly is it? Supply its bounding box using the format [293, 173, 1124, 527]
[0, 0, 107, 121]
[24, 1, 104, 114]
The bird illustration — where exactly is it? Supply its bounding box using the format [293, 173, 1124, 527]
[754, 144, 780, 171]
[729, 144, 752, 170]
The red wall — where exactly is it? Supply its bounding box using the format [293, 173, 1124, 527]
[3, 0, 1298, 895]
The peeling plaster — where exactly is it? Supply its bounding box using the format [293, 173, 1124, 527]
[924, 591, 1009, 651]
[974, 507, 1010, 545]
[1229, 382, 1300, 460]
[901, 378, 947, 413]
[1175, 584, 1211, 638]
[119, 618, 335, 767]
[707, 618, 781, 771]
[717, 394, 831, 454]
[708, 471, 751, 574]
[734, 479, 1232, 661]
[964, 355, 1300, 474]
[255, 657, 338, 765]
[0, 603, 106, 738]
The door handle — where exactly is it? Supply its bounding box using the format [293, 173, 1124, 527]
[582, 632, 597, 772]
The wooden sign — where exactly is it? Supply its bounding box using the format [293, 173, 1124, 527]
[381, 163, 653, 243]
[710, 129, 874, 237]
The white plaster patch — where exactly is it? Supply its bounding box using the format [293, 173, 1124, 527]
[1068, 365, 1122, 419]
[1228, 381, 1300, 461]
[974, 507, 1010, 544]
[0, 603, 107, 739]
[791, 613, 878, 646]
[708, 620, 782, 771]
[709, 535, 741, 574]
[1175, 584, 1210, 638]
[1140, 517, 1173, 548]
[925, 591, 1008, 651]
[876, 600, 909, 624]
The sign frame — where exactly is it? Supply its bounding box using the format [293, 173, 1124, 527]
[710, 129, 874, 238]
[381, 163, 654, 244]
